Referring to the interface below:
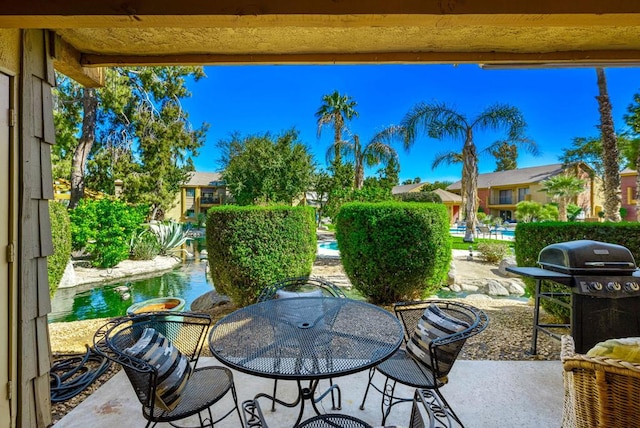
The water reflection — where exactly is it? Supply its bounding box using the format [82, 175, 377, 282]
[49, 259, 212, 324]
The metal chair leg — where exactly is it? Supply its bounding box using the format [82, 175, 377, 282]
[329, 377, 342, 410]
[380, 377, 397, 426]
[271, 380, 278, 411]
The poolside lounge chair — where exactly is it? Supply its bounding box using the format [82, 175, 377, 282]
[477, 224, 501, 239]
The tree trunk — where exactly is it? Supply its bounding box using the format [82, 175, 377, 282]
[558, 199, 568, 222]
[354, 135, 364, 189]
[596, 67, 622, 222]
[69, 88, 97, 209]
[333, 116, 343, 165]
[462, 132, 478, 242]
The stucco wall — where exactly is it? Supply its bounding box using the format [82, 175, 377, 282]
[0, 29, 20, 73]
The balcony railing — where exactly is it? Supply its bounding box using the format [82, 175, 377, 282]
[201, 197, 220, 204]
[488, 197, 514, 205]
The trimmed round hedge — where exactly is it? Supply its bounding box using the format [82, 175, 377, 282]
[336, 201, 451, 304]
[206, 205, 317, 306]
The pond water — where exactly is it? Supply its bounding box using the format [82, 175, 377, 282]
[48, 238, 524, 323]
[49, 260, 211, 323]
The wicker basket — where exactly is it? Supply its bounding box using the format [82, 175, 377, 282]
[561, 335, 640, 427]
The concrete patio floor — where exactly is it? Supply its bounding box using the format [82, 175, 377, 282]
[55, 358, 563, 427]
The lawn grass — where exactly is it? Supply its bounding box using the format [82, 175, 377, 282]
[449, 235, 514, 251]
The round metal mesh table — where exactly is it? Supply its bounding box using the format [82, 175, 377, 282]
[209, 297, 403, 380]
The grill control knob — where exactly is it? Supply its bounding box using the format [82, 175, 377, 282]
[625, 282, 640, 292]
[607, 281, 622, 292]
[589, 282, 603, 292]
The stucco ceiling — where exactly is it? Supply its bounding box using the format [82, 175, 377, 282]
[54, 23, 639, 61]
[3, 1, 640, 86]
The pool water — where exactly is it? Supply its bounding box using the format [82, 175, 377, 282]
[318, 241, 339, 251]
[49, 261, 211, 323]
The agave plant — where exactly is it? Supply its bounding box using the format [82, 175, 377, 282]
[148, 221, 188, 256]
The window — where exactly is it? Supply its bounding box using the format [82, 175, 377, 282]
[201, 189, 218, 204]
[498, 190, 512, 204]
[186, 209, 195, 218]
[499, 210, 512, 221]
[186, 188, 195, 197]
[517, 188, 529, 202]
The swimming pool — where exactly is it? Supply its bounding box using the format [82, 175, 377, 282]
[318, 241, 339, 251]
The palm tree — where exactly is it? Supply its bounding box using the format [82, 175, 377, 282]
[315, 91, 358, 165]
[386, 102, 535, 242]
[540, 174, 585, 221]
[327, 132, 398, 189]
[596, 67, 622, 222]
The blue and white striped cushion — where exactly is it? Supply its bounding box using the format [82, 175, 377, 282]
[406, 304, 470, 372]
[124, 327, 192, 411]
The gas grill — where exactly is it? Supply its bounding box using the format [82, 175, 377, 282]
[507, 240, 640, 354]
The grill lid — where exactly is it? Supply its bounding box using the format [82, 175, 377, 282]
[538, 240, 637, 274]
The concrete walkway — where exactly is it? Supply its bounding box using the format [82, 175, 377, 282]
[55, 358, 563, 427]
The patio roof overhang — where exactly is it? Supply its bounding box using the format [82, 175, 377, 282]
[3, 1, 640, 87]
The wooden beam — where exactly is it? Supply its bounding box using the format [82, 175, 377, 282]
[80, 49, 640, 67]
[50, 33, 104, 87]
[1, 0, 638, 18]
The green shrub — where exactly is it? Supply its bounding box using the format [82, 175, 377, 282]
[69, 199, 98, 251]
[130, 230, 160, 260]
[515, 221, 640, 320]
[149, 220, 188, 255]
[335, 201, 451, 304]
[477, 241, 510, 264]
[48, 201, 72, 296]
[206, 205, 317, 306]
[395, 192, 442, 203]
[70, 199, 147, 268]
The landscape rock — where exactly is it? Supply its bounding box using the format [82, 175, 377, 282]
[504, 279, 526, 296]
[190, 290, 232, 313]
[459, 283, 480, 293]
[447, 261, 456, 285]
[448, 284, 462, 292]
[483, 279, 510, 296]
[72, 256, 182, 287]
[499, 256, 519, 277]
[58, 260, 77, 289]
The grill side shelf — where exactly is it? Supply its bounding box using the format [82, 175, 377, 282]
[505, 266, 573, 286]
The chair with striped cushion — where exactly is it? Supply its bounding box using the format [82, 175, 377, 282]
[93, 311, 243, 428]
[359, 300, 489, 426]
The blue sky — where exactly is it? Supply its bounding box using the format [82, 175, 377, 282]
[183, 64, 640, 184]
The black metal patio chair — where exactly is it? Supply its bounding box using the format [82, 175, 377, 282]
[93, 311, 243, 428]
[257, 276, 347, 301]
[257, 276, 347, 412]
[242, 388, 445, 428]
[242, 398, 372, 428]
[359, 300, 489, 426]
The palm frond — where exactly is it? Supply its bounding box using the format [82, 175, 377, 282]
[473, 104, 527, 138]
[400, 102, 467, 148]
[432, 151, 463, 169]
